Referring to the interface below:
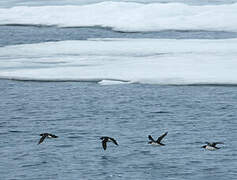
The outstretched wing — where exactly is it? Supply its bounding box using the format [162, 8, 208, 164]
[38, 135, 46, 144]
[157, 132, 168, 142]
[102, 140, 107, 150]
[49, 134, 58, 138]
[110, 138, 118, 146]
[148, 135, 155, 142]
[212, 142, 224, 147]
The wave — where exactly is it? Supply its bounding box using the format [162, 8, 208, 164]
[0, 38, 237, 85]
[0, 2, 237, 32]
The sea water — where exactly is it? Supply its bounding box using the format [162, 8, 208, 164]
[0, 0, 237, 180]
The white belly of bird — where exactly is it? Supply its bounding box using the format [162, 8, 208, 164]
[206, 146, 216, 151]
[151, 142, 161, 146]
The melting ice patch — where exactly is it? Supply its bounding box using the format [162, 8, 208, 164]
[0, 38, 237, 85]
[0, 2, 237, 32]
[98, 80, 132, 85]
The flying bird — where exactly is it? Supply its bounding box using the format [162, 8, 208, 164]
[148, 132, 168, 146]
[202, 142, 224, 150]
[100, 136, 118, 150]
[38, 133, 58, 144]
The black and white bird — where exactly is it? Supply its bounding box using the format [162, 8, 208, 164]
[100, 136, 118, 150]
[202, 142, 224, 150]
[38, 133, 58, 144]
[148, 132, 168, 146]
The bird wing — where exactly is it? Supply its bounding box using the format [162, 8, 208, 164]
[148, 135, 155, 142]
[157, 132, 168, 142]
[38, 135, 46, 144]
[212, 142, 224, 146]
[102, 140, 107, 150]
[110, 138, 118, 146]
[49, 134, 58, 138]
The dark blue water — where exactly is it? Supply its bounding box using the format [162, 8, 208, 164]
[0, 80, 237, 180]
[1, 26, 237, 47]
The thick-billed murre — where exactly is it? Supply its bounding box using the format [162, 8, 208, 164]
[38, 133, 58, 144]
[100, 136, 118, 150]
[148, 132, 168, 146]
[202, 142, 224, 150]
